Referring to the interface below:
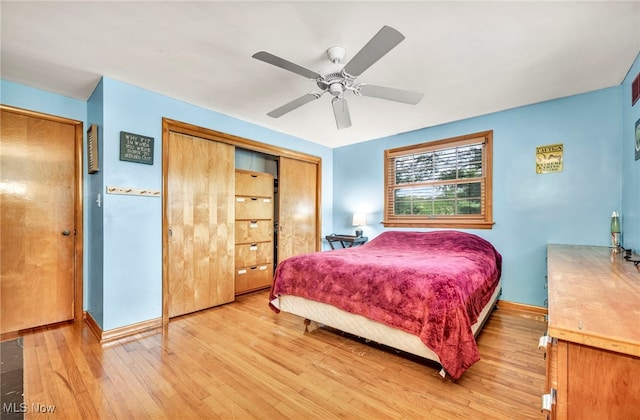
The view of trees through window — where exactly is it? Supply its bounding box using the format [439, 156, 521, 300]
[393, 144, 483, 216]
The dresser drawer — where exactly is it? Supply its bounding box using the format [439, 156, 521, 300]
[236, 170, 273, 197]
[235, 196, 273, 220]
[235, 264, 273, 294]
[235, 242, 273, 267]
[235, 220, 273, 243]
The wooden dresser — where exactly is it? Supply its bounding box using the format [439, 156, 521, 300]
[542, 245, 640, 419]
[234, 169, 274, 295]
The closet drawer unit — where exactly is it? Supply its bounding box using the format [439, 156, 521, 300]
[235, 242, 273, 267]
[235, 220, 273, 244]
[235, 197, 273, 220]
[235, 263, 273, 294]
[236, 170, 273, 197]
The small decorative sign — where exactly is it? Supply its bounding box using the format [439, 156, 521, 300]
[536, 143, 563, 174]
[120, 131, 154, 165]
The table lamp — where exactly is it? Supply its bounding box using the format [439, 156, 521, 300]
[352, 213, 366, 237]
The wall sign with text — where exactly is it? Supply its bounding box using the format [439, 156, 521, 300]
[120, 131, 154, 165]
[536, 143, 563, 174]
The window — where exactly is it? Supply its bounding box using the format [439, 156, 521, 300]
[383, 130, 493, 229]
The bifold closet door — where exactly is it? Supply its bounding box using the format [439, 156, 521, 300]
[278, 156, 319, 262]
[167, 132, 235, 318]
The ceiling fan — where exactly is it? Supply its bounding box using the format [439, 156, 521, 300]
[252, 26, 423, 130]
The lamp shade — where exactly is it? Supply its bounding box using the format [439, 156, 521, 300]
[352, 213, 366, 227]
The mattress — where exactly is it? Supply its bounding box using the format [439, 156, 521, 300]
[271, 281, 501, 376]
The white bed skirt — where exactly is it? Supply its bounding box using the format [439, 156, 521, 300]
[271, 282, 501, 368]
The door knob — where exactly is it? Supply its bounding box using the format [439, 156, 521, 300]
[61, 230, 71, 236]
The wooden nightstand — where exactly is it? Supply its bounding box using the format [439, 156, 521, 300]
[325, 234, 368, 249]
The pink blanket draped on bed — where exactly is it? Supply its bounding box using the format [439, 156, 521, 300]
[269, 230, 502, 379]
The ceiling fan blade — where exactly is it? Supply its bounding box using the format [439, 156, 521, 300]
[332, 97, 352, 129]
[342, 26, 405, 78]
[252, 51, 321, 80]
[267, 93, 319, 118]
[358, 84, 424, 105]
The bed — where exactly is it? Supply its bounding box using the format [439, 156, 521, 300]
[269, 230, 502, 379]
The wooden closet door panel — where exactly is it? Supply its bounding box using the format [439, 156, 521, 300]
[167, 132, 234, 318]
[278, 157, 318, 263]
[1, 110, 76, 333]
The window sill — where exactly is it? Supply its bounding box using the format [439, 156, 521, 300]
[382, 220, 495, 230]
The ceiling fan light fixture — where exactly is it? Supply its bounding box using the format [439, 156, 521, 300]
[252, 25, 421, 130]
[328, 82, 344, 97]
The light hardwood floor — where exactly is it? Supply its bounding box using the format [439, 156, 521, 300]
[18, 290, 547, 419]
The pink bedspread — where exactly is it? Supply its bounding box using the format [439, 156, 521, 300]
[269, 230, 502, 379]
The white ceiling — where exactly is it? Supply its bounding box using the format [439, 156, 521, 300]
[2, 1, 639, 148]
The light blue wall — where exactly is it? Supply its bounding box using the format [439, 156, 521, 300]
[1, 69, 633, 318]
[99, 77, 334, 330]
[1, 77, 333, 331]
[334, 87, 623, 307]
[0, 80, 87, 121]
[621, 52, 640, 251]
[86, 79, 105, 326]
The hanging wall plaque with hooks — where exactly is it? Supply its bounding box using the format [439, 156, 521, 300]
[106, 186, 160, 197]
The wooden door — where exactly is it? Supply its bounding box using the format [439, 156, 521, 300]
[166, 132, 235, 318]
[277, 157, 319, 262]
[1, 108, 78, 333]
